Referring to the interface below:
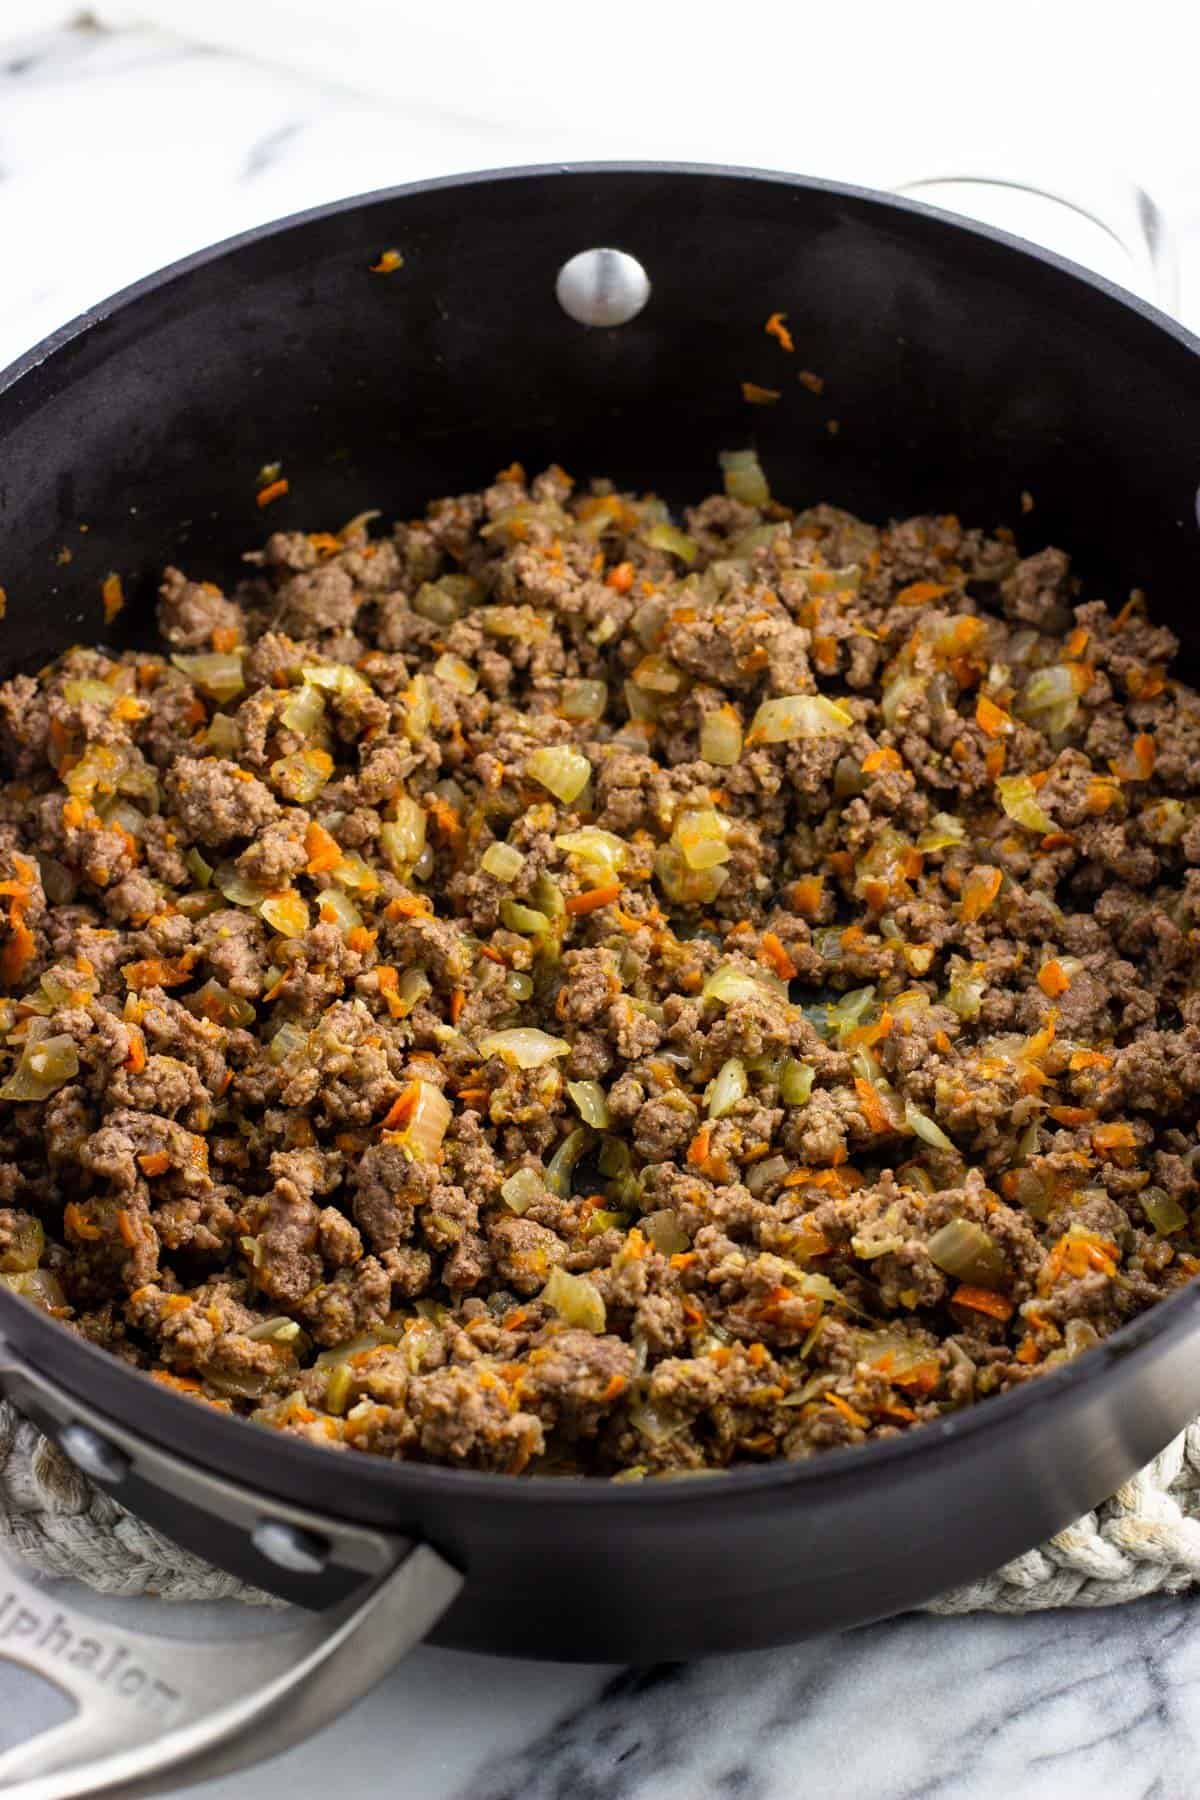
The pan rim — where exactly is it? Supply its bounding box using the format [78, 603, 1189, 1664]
[2, 158, 1199, 1509]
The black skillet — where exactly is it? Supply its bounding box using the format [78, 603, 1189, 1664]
[0, 163, 1198, 1798]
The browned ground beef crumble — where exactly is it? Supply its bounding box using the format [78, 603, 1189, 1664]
[0, 459, 1197, 1478]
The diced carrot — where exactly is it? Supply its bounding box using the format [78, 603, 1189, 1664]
[564, 882, 621, 916]
[122, 954, 195, 991]
[1015, 1336, 1041, 1364]
[825, 1393, 869, 1430]
[1048, 1106, 1097, 1127]
[765, 311, 794, 352]
[449, 987, 466, 1024]
[1093, 1122, 1136, 1154]
[1037, 959, 1071, 998]
[379, 1083, 419, 1131]
[958, 865, 1002, 923]
[741, 381, 780, 405]
[346, 926, 377, 954]
[117, 1209, 140, 1246]
[933, 1029, 953, 1055]
[101, 573, 125, 622]
[370, 249, 404, 274]
[975, 694, 1013, 737]
[760, 931, 797, 981]
[687, 1124, 712, 1167]
[256, 478, 289, 508]
[861, 746, 903, 773]
[64, 1202, 102, 1241]
[951, 1284, 1014, 1322]
[984, 742, 1006, 781]
[790, 875, 824, 919]
[600, 1373, 627, 1403]
[1070, 1049, 1112, 1072]
[384, 893, 433, 920]
[854, 1077, 893, 1135]
[606, 561, 635, 593]
[124, 1025, 147, 1073]
[894, 579, 951, 607]
[0, 911, 35, 986]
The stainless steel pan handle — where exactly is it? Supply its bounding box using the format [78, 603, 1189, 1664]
[889, 160, 1180, 317]
[0, 1341, 462, 1797]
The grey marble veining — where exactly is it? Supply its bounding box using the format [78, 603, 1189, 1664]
[1, 15, 1199, 1798]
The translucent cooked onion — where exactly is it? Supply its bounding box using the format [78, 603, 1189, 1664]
[36, 855, 75, 906]
[503, 969, 534, 1003]
[206, 713, 241, 756]
[0, 1035, 79, 1101]
[403, 674, 432, 742]
[642, 522, 698, 565]
[215, 862, 270, 908]
[1141, 1187, 1189, 1235]
[500, 1167, 545, 1214]
[478, 1028, 571, 1069]
[260, 891, 310, 938]
[482, 842, 526, 882]
[315, 887, 363, 934]
[719, 448, 770, 507]
[187, 978, 255, 1028]
[546, 1126, 589, 1197]
[1, 1268, 66, 1312]
[302, 662, 371, 698]
[279, 681, 327, 739]
[390, 1080, 452, 1161]
[413, 580, 466, 624]
[880, 673, 925, 728]
[654, 843, 728, 905]
[0, 1215, 43, 1273]
[904, 1101, 956, 1151]
[499, 898, 552, 936]
[827, 986, 877, 1041]
[270, 748, 334, 804]
[706, 1056, 747, 1119]
[63, 678, 118, 708]
[379, 799, 427, 873]
[555, 829, 627, 875]
[927, 1218, 1006, 1286]
[391, 967, 432, 1017]
[560, 679, 608, 721]
[171, 652, 245, 703]
[674, 808, 732, 871]
[244, 1315, 305, 1346]
[643, 1208, 690, 1254]
[542, 1266, 606, 1333]
[1016, 664, 1081, 736]
[945, 956, 987, 1021]
[780, 1058, 815, 1105]
[702, 962, 787, 1006]
[700, 706, 743, 766]
[312, 1325, 405, 1369]
[747, 693, 852, 744]
[917, 812, 965, 852]
[268, 1022, 309, 1063]
[996, 774, 1055, 835]
[567, 1080, 611, 1127]
[527, 745, 591, 804]
[185, 847, 213, 888]
[433, 652, 478, 694]
[330, 852, 379, 893]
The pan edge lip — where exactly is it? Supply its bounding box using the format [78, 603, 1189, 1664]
[1, 156, 1199, 1509]
[2, 158, 1198, 401]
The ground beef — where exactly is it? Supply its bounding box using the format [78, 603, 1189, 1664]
[1, 459, 1197, 1479]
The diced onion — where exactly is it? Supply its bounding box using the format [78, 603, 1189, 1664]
[330, 853, 379, 893]
[171, 652, 245, 703]
[403, 674, 432, 742]
[996, 773, 1055, 835]
[313, 1325, 404, 1369]
[654, 843, 728, 905]
[503, 970, 534, 1003]
[674, 808, 732, 871]
[542, 1266, 606, 1333]
[187, 978, 255, 1028]
[927, 1218, 1006, 1286]
[706, 1056, 747, 1119]
[1141, 1187, 1189, 1236]
[719, 448, 770, 507]
[1, 1268, 67, 1312]
[0, 1215, 43, 1273]
[880, 674, 925, 728]
[63, 678, 118, 708]
[917, 812, 965, 852]
[379, 800, 427, 873]
[260, 890, 310, 937]
[780, 1059, 815, 1105]
[478, 1028, 570, 1070]
[206, 713, 241, 756]
[390, 1080, 452, 1162]
[527, 746, 591, 804]
[500, 1168, 545, 1214]
[827, 986, 877, 1041]
[643, 1209, 690, 1254]
[700, 707, 743, 766]
[185, 847, 213, 888]
[413, 580, 466, 624]
[482, 842, 526, 882]
[390, 967, 432, 1017]
[279, 683, 327, 739]
[567, 1080, 611, 1127]
[0, 1035, 79, 1101]
[270, 748, 334, 804]
[560, 680, 608, 721]
[302, 662, 371, 698]
[702, 962, 787, 1006]
[1016, 664, 1081, 736]
[499, 899, 552, 936]
[747, 693, 852, 744]
[555, 829, 627, 875]
[904, 1101, 956, 1151]
[945, 957, 987, 1021]
[632, 654, 686, 695]
[433, 652, 478, 693]
[546, 1126, 588, 1197]
[642, 522, 698, 565]
[315, 887, 363, 934]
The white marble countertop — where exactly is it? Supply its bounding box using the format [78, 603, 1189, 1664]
[1, 17, 1199, 1799]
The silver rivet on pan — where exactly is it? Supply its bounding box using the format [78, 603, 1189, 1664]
[556, 248, 650, 327]
[251, 1518, 330, 1575]
[59, 1423, 131, 1485]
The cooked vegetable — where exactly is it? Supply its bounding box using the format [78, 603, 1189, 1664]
[746, 693, 853, 744]
[719, 448, 770, 507]
[527, 746, 591, 804]
[927, 1218, 1006, 1287]
[478, 1029, 571, 1069]
[542, 1266, 606, 1332]
[170, 652, 245, 703]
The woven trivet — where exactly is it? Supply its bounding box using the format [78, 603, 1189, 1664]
[3, 1397, 1200, 1614]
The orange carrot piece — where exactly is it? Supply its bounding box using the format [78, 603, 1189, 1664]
[564, 882, 621, 916]
[765, 311, 795, 352]
[951, 1285, 1014, 1322]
